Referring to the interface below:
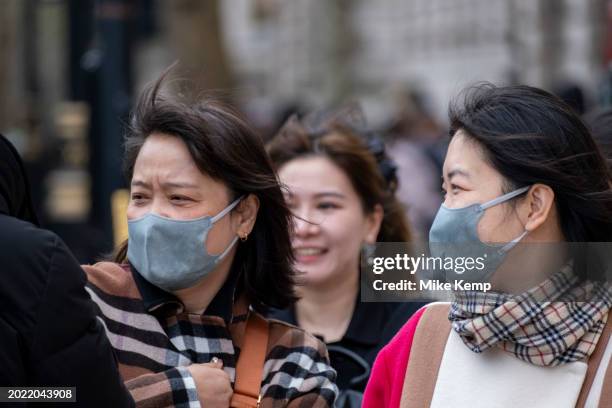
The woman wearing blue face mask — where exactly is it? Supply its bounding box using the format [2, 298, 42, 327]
[363, 84, 612, 408]
[82, 68, 338, 408]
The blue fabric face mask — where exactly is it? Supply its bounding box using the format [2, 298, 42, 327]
[127, 197, 242, 292]
[428, 186, 530, 283]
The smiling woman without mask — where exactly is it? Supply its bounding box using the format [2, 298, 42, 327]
[82, 68, 338, 408]
[363, 84, 612, 408]
[266, 109, 425, 402]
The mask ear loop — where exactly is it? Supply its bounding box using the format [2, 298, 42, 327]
[479, 185, 531, 210]
[211, 196, 244, 223]
[209, 196, 244, 261]
[213, 236, 240, 263]
[499, 230, 529, 253]
[478, 186, 530, 253]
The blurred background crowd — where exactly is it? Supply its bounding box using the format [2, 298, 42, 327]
[1, 0, 612, 262]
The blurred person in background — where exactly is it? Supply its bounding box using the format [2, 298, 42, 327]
[584, 107, 612, 169]
[0, 134, 134, 407]
[364, 84, 612, 408]
[266, 108, 425, 407]
[82, 71, 337, 408]
[553, 82, 587, 116]
[385, 88, 446, 238]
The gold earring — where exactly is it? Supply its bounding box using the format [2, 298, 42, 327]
[240, 233, 248, 242]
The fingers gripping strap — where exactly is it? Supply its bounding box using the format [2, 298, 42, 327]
[230, 312, 269, 408]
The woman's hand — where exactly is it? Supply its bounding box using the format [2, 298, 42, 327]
[188, 358, 233, 407]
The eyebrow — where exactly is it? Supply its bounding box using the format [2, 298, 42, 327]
[161, 181, 199, 189]
[283, 191, 346, 200]
[131, 179, 151, 189]
[130, 180, 199, 189]
[313, 192, 346, 199]
[446, 168, 470, 180]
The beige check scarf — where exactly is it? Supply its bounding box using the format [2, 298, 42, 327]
[449, 264, 612, 366]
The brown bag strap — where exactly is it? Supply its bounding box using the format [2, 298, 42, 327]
[599, 352, 612, 407]
[230, 312, 270, 408]
[576, 315, 612, 407]
[400, 303, 452, 408]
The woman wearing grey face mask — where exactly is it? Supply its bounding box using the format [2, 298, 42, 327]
[363, 84, 612, 408]
[82, 66, 338, 408]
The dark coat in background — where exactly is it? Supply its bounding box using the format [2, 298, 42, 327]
[0, 134, 133, 407]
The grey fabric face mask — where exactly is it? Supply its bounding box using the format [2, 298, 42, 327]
[127, 197, 242, 292]
[428, 186, 530, 283]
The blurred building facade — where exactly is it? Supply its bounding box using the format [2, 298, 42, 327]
[0, 0, 610, 260]
[221, 0, 608, 122]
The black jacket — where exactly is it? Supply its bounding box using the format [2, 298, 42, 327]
[0, 214, 134, 407]
[269, 300, 426, 393]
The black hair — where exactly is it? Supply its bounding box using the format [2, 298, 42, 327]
[0, 134, 39, 226]
[267, 108, 412, 244]
[584, 107, 612, 170]
[449, 84, 612, 279]
[115, 67, 297, 313]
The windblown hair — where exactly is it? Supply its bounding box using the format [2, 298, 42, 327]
[267, 108, 412, 243]
[449, 83, 612, 280]
[115, 66, 297, 313]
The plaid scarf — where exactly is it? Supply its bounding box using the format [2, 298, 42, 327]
[449, 264, 612, 366]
